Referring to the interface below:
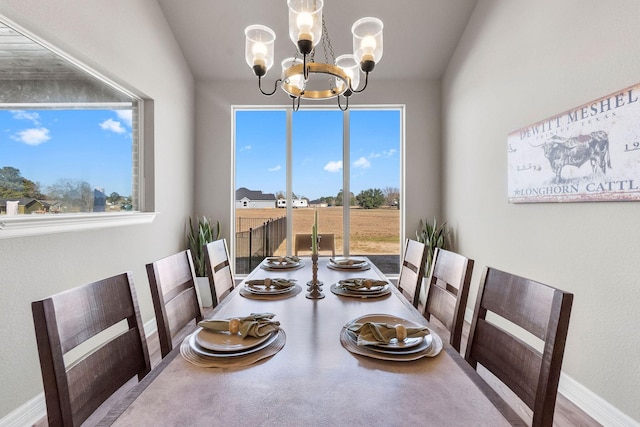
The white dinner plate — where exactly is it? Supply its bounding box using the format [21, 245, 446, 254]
[347, 314, 431, 355]
[195, 327, 271, 352]
[338, 279, 387, 293]
[190, 330, 278, 358]
[245, 281, 295, 295]
[329, 258, 369, 269]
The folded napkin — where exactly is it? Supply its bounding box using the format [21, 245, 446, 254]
[267, 256, 300, 265]
[246, 278, 295, 289]
[338, 278, 387, 291]
[346, 322, 429, 346]
[198, 313, 280, 338]
[331, 258, 365, 266]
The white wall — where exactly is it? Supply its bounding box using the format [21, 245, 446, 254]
[443, 0, 640, 422]
[194, 79, 442, 247]
[0, 0, 195, 418]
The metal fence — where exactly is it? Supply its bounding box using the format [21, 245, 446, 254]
[235, 216, 287, 274]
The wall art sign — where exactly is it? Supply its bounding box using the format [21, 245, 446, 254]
[507, 83, 640, 203]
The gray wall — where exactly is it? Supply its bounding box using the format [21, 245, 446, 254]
[0, 0, 195, 418]
[443, 0, 640, 422]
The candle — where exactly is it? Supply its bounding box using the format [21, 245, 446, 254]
[312, 210, 318, 254]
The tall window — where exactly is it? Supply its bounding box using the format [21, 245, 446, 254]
[234, 106, 402, 274]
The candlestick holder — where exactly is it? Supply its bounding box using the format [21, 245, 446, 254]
[306, 253, 325, 299]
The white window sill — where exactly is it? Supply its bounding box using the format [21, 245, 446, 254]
[0, 212, 157, 239]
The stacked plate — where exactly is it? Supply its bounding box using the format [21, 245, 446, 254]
[188, 327, 279, 358]
[244, 278, 296, 296]
[330, 278, 391, 298]
[261, 256, 303, 270]
[340, 314, 443, 361]
[328, 257, 370, 271]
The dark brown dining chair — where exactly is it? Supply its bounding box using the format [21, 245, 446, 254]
[423, 248, 474, 352]
[396, 238, 428, 308]
[146, 249, 203, 358]
[465, 267, 573, 427]
[204, 238, 235, 307]
[31, 272, 151, 427]
[294, 233, 336, 257]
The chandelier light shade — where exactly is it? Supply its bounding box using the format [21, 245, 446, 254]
[245, 0, 383, 110]
[245, 25, 276, 77]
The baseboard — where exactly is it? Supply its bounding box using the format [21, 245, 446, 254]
[0, 393, 45, 427]
[558, 373, 639, 427]
[464, 308, 639, 426]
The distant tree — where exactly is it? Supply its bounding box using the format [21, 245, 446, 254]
[335, 189, 356, 206]
[46, 179, 94, 212]
[356, 188, 385, 209]
[108, 192, 121, 204]
[0, 166, 45, 199]
[382, 186, 400, 206]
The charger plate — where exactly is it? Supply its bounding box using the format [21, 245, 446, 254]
[181, 329, 286, 368]
[340, 314, 442, 361]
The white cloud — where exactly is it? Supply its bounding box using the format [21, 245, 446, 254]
[99, 118, 126, 134]
[369, 152, 381, 158]
[11, 110, 40, 125]
[324, 160, 343, 173]
[115, 110, 132, 127]
[12, 127, 51, 146]
[268, 165, 281, 172]
[239, 145, 252, 152]
[353, 157, 371, 169]
[383, 149, 397, 157]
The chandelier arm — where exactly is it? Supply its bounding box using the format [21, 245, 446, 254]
[292, 96, 301, 112]
[351, 72, 370, 94]
[258, 76, 283, 96]
[337, 95, 349, 111]
[303, 54, 310, 80]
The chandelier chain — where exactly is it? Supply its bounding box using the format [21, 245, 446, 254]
[320, 16, 337, 91]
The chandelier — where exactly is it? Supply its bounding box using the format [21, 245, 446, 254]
[244, 0, 383, 111]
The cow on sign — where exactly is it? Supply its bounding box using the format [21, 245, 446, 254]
[539, 131, 612, 183]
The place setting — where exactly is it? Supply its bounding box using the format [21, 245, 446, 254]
[340, 313, 443, 361]
[260, 256, 304, 271]
[180, 312, 286, 368]
[327, 257, 370, 271]
[330, 277, 392, 299]
[239, 277, 302, 300]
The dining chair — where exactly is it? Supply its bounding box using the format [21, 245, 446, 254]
[464, 266, 573, 427]
[294, 233, 336, 257]
[422, 248, 474, 352]
[396, 238, 428, 308]
[204, 238, 235, 307]
[31, 272, 151, 427]
[146, 249, 203, 358]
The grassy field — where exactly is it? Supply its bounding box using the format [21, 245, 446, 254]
[236, 206, 401, 255]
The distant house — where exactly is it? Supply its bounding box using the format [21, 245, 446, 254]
[0, 198, 50, 214]
[308, 199, 327, 208]
[277, 198, 310, 208]
[235, 187, 277, 209]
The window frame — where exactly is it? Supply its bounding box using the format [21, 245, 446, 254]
[231, 104, 405, 272]
[0, 16, 156, 239]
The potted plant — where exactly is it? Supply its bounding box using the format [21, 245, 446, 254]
[416, 217, 449, 277]
[187, 216, 220, 306]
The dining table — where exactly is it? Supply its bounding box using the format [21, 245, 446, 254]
[98, 256, 525, 426]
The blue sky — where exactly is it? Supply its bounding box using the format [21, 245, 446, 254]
[1, 109, 133, 196]
[236, 109, 400, 200]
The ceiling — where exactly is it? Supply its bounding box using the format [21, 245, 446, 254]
[157, 0, 478, 83]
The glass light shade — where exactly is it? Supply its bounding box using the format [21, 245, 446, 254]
[351, 17, 384, 65]
[287, 0, 323, 49]
[335, 54, 360, 92]
[245, 25, 276, 74]
[281, 57, 305, 91]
